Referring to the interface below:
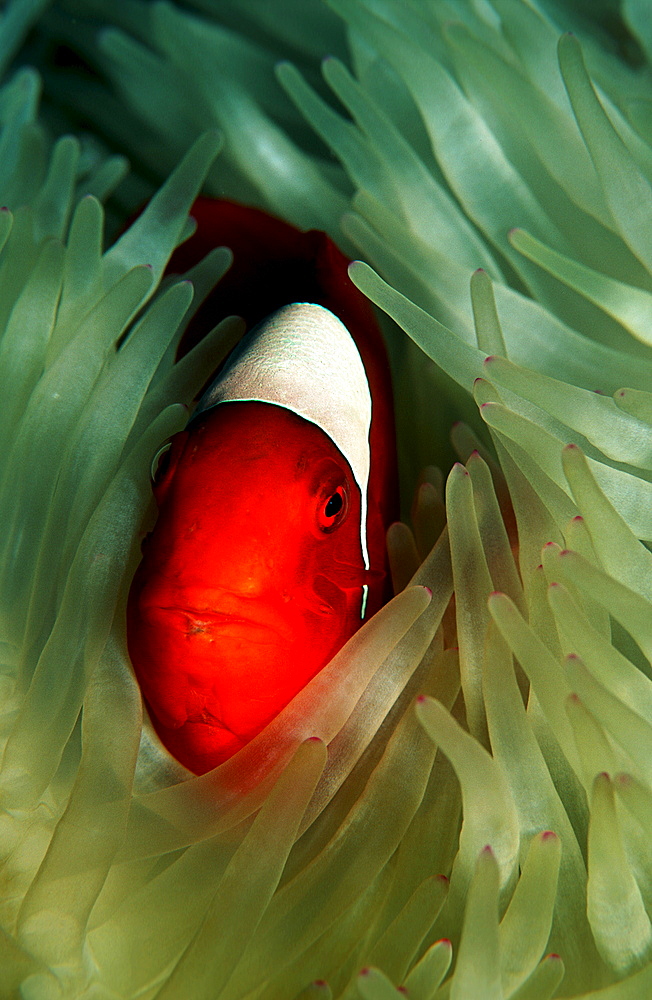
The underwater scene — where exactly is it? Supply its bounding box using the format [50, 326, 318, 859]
[2, 0, 652, 997]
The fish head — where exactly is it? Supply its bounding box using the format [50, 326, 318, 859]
[127, 401, 370, 773]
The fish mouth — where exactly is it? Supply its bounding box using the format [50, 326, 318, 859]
[155, 605, 290, 644]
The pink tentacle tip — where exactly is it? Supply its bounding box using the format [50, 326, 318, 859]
[565, 442, 579, 451]
[474, 267, 486, 274]
[436, 874, 450, 884]
[422, 586, 433, 598]
[536, 563, 543, 571]
[568, 692, 580, 704]
[439, 938, 452, 947]
[307, 736, 323, 743]
[484, 354, 498, 364]
[548, 953, 561, 960]
[481, 844, 494, 856]
[398, 988, 409, 995]
[541, 830, 558, 841]
[508, 227, 520, 237]
[572, 515, 584, 522]
[489, 590, 503, 598]
[0, 206, 8, 212]
[567, 652, 579, 661]
[598, 771, 611, 781]
[617, 390, 626, 397]
[616, 773, 633, 787]
[359, 968, 370, 977]
[559, 548, 570, 557]
[549, 581, 559, 589]
[543, 541, 557, 549]
[416, 694, 428, 704]
[314, 981, 328, 989]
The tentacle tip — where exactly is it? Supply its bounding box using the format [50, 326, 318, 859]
[541, 830, 558, 841]
[439, 938, 452, 947]
[481, 844, 494, 856]
[548, 953, 562, 961]
[560, 548, 570, 556]
[436, 874, 450, 884]
[422, 586, 433, 598]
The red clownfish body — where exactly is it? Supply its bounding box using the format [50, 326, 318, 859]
[127, 201, 397, 774]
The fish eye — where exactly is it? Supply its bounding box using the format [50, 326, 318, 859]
[150, 442, 172, 484]
[318, 485, 347, 532]
[325, 492, 343, 516]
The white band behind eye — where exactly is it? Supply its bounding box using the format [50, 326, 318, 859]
[193, 303, 372, 570]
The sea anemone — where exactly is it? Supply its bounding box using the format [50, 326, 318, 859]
[3, 0, 652, 997]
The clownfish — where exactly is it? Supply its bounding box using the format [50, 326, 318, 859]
[127, 201, 397, 775]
